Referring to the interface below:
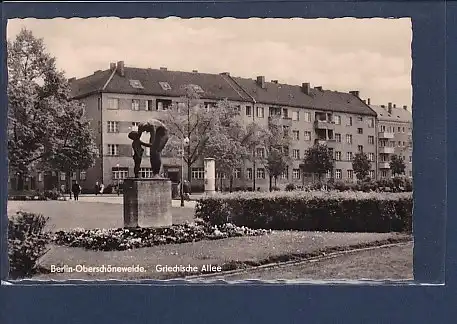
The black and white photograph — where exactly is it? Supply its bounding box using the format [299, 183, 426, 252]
[6, 17, 413, 281]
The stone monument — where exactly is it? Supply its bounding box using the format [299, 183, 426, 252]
[124, 119, 172, 228]
[204, 157, 216, 196]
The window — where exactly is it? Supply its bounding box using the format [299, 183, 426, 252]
[380, 125, 386, 132]
[347, 117, 353, 126]
[357, 116, 363, 122]
[216, 172, 226, 179]
[368, 118, 374, 128]
[107, 144, 119, 156]
[140, 168, 153, 179]
[357, 128, 363, 134]
[131, 99, 140, 111]
[334, 115, 341, 125]
[335, 169, 342, 179]
[246, 168, 253, 180]
[283, 126, 290, 137]
[335, 151, 342, 161]
[304, 131, 312, 141]
[38, 172, 43, 182]
[282, 108, 289, 118]
[335, 133, 341, 142]
[60, 172, 66, 181]
[107, 98, 119, 110]
[156, 99, 172, 111]
[398, 127, 401, 132]
[403, 141, 406, 147]
[191, 167, 204, 179]
[346, 134, 353, 144]
[190, 84, 204, 93]
[245, 106, 252, 117]
[409, 156, 412, 163]
[145, 100, 153, 111]
[281, 166, 289, 179]
[131, 122, 140, 131]
[256, 147, 265, 158]
[327, 170, 332, 179]
[269, 107, 281, 117]
[292, 130, 300, 140]
[72, 172, 77, 180]
[158, 81, 172, 91]
[292, 111, 299, 121]
[380, 154, 389, 162]
[292, 169, 301, 179]
[368, 136, 374, 144]
[80, 171, 87, 181]
[234, 168, 241, 179]
[347, 170, 354, 180]
[381, 170, 388, 178]
[256, 168, 266, 179]
[347, 152, 353, 161]
[304, 112, 311, 122]
[368, 153, 375, 161]
[129, 79, 143, 89]
[358, 145, 363, 153]
[402, 127, 406, 133]
[113, 170, 129, 180]
[256, 106, 265, 118]
[293, 149, 300, 159]
[398, 141, 402, 147]
[107, 121, 119, 133]
[369, 170, 375, 179]
[328, 148, 334, 157]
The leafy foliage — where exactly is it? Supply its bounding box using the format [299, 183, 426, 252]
[302, 144, 334, 181]
[7, 29, 97, 186]
[352, 152, 372, 180]
[8, 211, 50, 278]
[390, 154, 406, 176]
[195, 191, 413, 233]
[265, 148, 288, 191]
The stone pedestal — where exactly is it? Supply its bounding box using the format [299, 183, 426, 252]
[204, 157, 216, 196]
[123, 178, 172, 228]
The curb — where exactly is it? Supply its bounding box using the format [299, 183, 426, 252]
[184, 239, 412, 280]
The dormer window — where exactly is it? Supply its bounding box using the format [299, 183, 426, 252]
[129, 79, 143, 89]
[189, 84, 204, 93]
[159, 82, 172, 91]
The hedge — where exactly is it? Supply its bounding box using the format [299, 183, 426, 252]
[195, 191, 413, 233]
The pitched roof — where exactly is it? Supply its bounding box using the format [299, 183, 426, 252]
[71, 64, 376, 116]
[227, 76, 376, 116]
[370, 105, 412, 123]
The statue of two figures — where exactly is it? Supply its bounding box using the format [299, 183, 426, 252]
[128, 119, 169, 178]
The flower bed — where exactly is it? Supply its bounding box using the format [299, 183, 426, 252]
[52, 220, 271, 251]
[195, 191, 413, 233]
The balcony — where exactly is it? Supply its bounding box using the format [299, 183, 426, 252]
[314, 120, 334, 130]
[379, 147, 395, 154]
[379, 162, 390, 169]
[268, 116, 293, 126]
[314, 139, 337, 147]
[378, 132, 394, 139]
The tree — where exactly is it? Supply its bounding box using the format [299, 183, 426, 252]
[302, 144, 334, 183]
[390, 154, 406, 176]
[352, 152, 371, 181]
[265, 147, 288, 191]
[7, 28, 97, 190]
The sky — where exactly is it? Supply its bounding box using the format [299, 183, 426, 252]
[7, 17, 412, 107]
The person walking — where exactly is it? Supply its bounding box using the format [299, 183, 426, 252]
[95, 181, 100, 196]
[72, 181, 81, 201]
[99, 183, 105, 195]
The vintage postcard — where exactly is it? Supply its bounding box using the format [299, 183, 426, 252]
[6, 17, 413, 282]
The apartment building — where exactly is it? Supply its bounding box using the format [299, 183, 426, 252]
[370, 103, 413, 179]
[24, 61, 392, 192]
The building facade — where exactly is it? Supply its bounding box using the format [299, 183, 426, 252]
[22, 61, 411, 192]
[370, 103, 413, 178]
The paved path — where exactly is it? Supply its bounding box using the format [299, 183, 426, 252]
[76, 195, 197, 208]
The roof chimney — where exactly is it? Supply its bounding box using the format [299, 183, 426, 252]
[220, 72, 230, 76]
[349, 90, 360, 97]
[192, 70, 198, 73]
[315, 86, 323, 91]
[160, 67, 167, 71]
[381, 105, 385, 108]
[116, 61, 125, 77]
[403, 105, 408, 110]
[110, 62, 116, 71]
[301, 83, 310, 95]
[393, 103, 397, 108]
[256, 76, 266, 89]
[388, 102, 392, 114]
[367, 98, 371, 105]
[271, 80, 278, 84]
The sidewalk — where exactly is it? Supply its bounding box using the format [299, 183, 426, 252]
[76, 195, 197, 208]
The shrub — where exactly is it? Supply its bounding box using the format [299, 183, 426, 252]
[271, 186, 280, 191]
[8, 212, 51, 279]
[285, 183, 296, 191]
[195, 191, 413, 233]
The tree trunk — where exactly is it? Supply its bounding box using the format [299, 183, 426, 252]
[229, 176, 233, 193]
[17, 174, 24, 191]
[274, 177, 277, 187]
[269, 175, 273, 192]
[187, 162, 192, 183]
[220, 177, 223, 192]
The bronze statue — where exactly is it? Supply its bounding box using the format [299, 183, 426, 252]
[129, 119, 169, 178]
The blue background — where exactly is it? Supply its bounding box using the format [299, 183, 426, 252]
[1, 1, 455, 322]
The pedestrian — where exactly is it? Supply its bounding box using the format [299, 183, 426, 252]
[72, 181, 81, 201]
[95, 181, 99, 196]
[99, 183, 105, 195]
[183, 180, 191, 200]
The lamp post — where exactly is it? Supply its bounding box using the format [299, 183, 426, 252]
[181, 136, 190, 207]
[116, 163, 120, 196]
